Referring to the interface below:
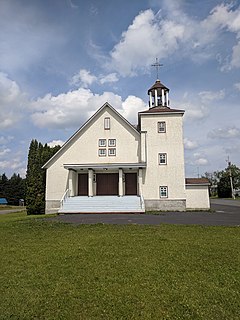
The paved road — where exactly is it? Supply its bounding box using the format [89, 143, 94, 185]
[0, 208, 26, 215]
[53, 200, 240, 226]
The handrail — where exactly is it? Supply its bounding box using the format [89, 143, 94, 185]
[60, 189, 69, 208]
[140, 193, 145, 210]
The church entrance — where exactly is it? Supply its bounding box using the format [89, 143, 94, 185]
[125, 173, 137, 195]
[78, 174, 88, 196]
[96, 173, 118, 195]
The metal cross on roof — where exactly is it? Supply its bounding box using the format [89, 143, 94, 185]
[151, 58, 163, 80]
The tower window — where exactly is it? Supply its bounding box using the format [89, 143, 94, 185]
[159, 153, 167, 165]
[160, 186, 168, 198]
[158, 121, 166, 133]
[104, 117, 110, 130]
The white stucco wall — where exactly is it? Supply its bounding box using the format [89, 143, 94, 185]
[186, 185, 210, 209]
[45, 106, 140, 201]
[140, 113, 186, 200]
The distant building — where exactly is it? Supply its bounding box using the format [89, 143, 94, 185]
[43, 79, 210, 213]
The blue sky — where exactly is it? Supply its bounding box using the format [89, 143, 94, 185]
[0, 0, 240, 178]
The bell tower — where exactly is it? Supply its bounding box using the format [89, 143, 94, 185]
[148, 58, 169, 109]
[148, 80, 169, 108]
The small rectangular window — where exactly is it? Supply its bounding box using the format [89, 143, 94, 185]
[159, 153, 167, 165]
[98, 149, 106, 157]
[160, 186, 168, 198]
[104, 117, 110, 130]
[158, 121, 166, 133]
[108, 139, 116, 147]
[108, 148, 116, 156]
[99, 139, 106, 147]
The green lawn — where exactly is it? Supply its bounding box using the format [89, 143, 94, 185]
[0, 212, 239, 320]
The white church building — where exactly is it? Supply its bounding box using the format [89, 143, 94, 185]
[43, 79, 210, 214]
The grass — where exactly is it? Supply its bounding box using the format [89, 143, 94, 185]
[0, 212, 239, 319]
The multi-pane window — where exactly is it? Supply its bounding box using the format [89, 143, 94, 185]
[108, 148, 116, 156]
[159, 153, 167, 165]
[99, 139, 106, 147]
[160, 186, 168, 198]
[108, 139, 116, 147]
[158, 121, 166, 133]
[104, 117, 110, 130]
[98, 149, 106, 157]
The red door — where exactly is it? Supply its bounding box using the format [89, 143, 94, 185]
[78, 174, 88, 196]
[97, 173, 118, 195]
[125, 173, 137, 195]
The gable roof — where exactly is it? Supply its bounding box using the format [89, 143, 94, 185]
[0, 198, 8, 204]
[42, 102, 140, 169]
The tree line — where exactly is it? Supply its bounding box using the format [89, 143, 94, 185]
[0, 173, 25, 205]
[203, 163, 240, 198]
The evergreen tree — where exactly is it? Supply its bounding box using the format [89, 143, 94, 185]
[26, 139, 61, 215]
[0, 173, 8, 198]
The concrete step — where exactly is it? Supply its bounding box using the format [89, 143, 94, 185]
[59, 196, 145, 213]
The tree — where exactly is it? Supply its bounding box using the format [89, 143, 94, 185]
[203, 164, 240, 198]
[26, 140, 61, 215]
[0, 173, 8, 198]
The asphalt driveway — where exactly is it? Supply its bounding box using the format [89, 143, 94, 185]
[53, 199, 240, 226]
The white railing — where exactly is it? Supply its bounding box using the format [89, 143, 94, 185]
[140, 194, 145, 211]
[60, 189, 70, 209]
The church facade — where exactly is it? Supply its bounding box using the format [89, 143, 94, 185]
[43, 80, 210, 214]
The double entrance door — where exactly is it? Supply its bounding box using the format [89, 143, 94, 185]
[78, 172, 137, 196]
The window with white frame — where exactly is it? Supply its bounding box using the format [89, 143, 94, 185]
[159, 153, 167, 165]
[158, 121, 166, 133]
[108, 148, 116, 156]
[98, 149, 106, 157]
[108, 139, 116, 147]
[99, 139, 106, 147]
[160, 186, 168, 198]
[104, 117, 110, 130]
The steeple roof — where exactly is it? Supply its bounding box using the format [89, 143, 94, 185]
[148, 80, 169, 94]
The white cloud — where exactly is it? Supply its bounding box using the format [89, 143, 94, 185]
[109, 9, 186, 76]
[0, 72, 27, 129]
[199, 90, 225, 103]
[208, 127, 240, 139]
[31, 87, 146, 129]
[70, 69, 97, 88]
[47, 140, 65, 147]
[120, 96, 146, 124]
[0, 136, 14, 145]
[100, 73, 118, 84]
[184, 138, 198, 150]
[0, 158, 24, 170]
[195, 158, 208, 166]
[106, 3, 240, 76]
[0, 148, 11, 157]
[234, 82, 240, 91]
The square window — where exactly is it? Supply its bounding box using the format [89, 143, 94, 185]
[158, 121, 166, 133]
[159, 153, 167, 165]
[108, 148, 116, 156]
[99, 139, 106, 147]
[99, 149, 106, 157]
[160, 186, 168, 198]
[104, 117, 110, 130]
[108, 139, 116, 147]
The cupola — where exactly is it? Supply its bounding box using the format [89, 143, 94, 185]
[148, 80, 170, 109]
